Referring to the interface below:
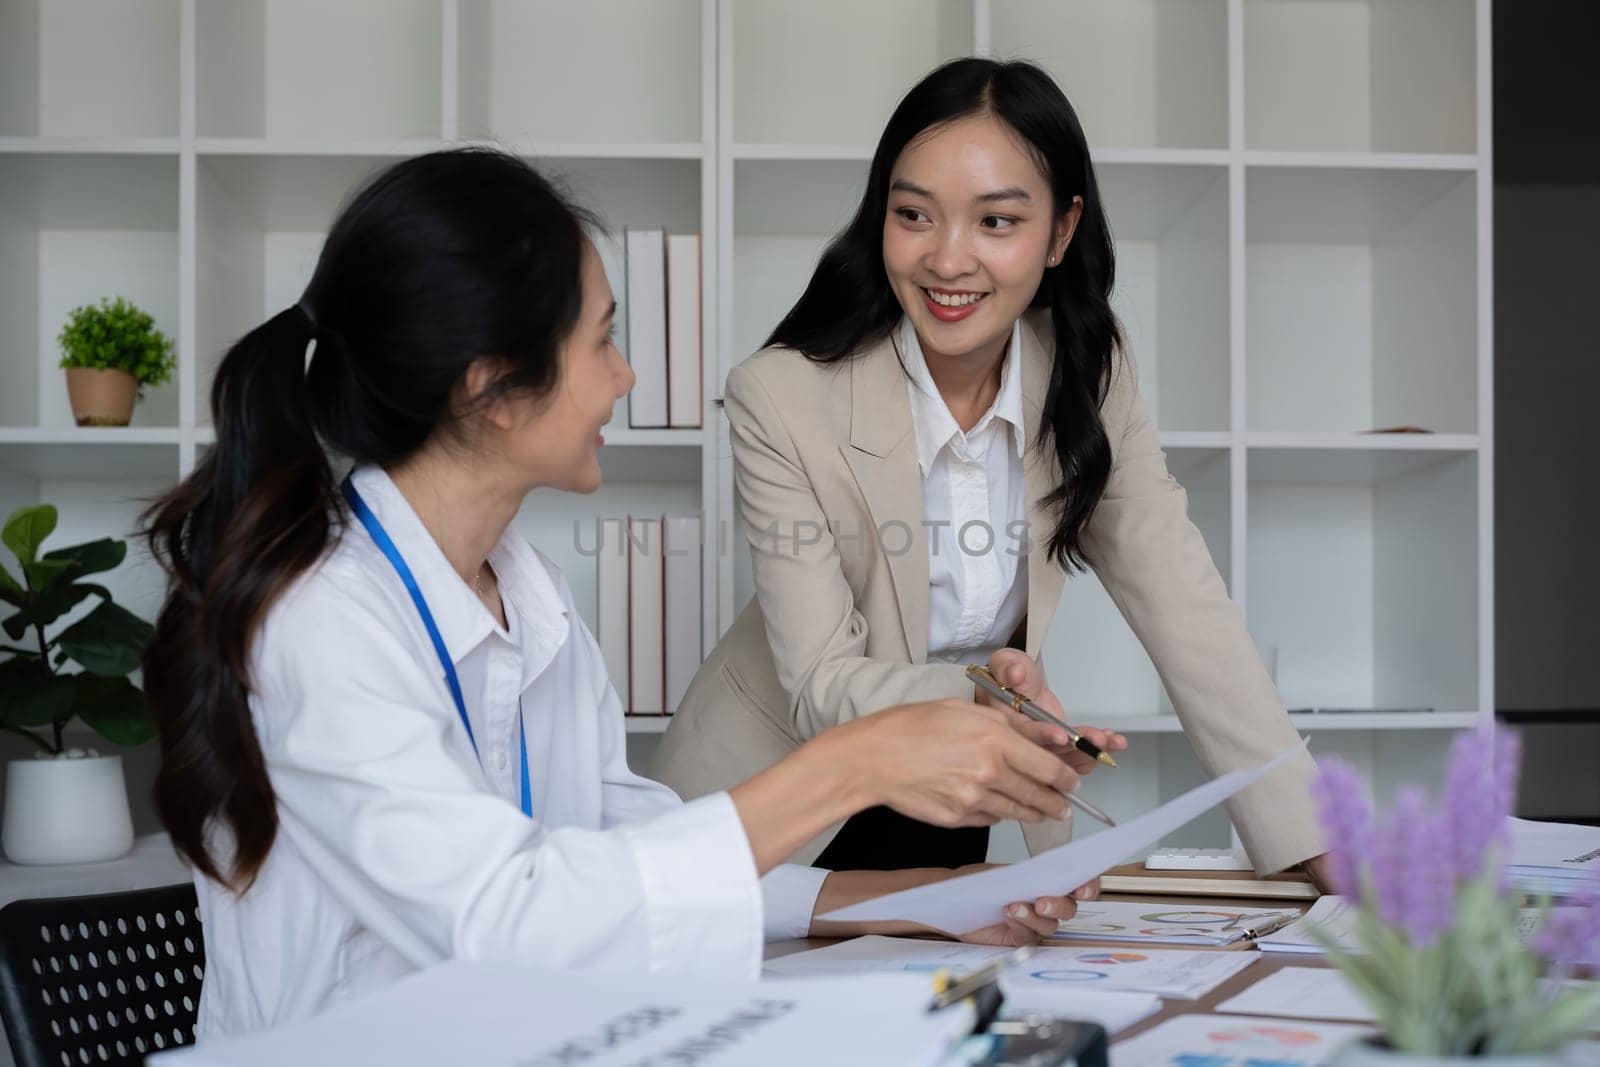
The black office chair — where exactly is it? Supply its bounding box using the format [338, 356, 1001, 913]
[0, 885, 204, 1067]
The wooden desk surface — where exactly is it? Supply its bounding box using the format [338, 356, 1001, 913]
[765, 864, 1340, 1045]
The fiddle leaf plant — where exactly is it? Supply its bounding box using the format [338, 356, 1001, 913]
[0, 504, 156, 755]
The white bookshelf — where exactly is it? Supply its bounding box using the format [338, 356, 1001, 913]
[0, 0, 1492, 783]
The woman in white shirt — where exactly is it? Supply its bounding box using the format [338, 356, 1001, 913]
[654, 57, 1331, 885]
[138, 148, 1091, 1039]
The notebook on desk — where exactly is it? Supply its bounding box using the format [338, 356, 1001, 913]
[1098, 863, 1322, 901]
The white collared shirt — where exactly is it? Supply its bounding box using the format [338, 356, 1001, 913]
[900, 317, 1030, 664]
[194, 466, 827, 1039]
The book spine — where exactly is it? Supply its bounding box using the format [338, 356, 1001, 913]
[662, 514, 702, 714]
[595, 517, 630, 712]
[627, 517, 664, 715]
[624, 228, 668, 428]
[665, 233, 703, 428]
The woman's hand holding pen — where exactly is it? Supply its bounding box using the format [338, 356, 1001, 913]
[840, 700, 1083, 829]
[977, 650, 1129, 776]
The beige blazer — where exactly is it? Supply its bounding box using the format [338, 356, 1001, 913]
[652, 311, 1322, 873]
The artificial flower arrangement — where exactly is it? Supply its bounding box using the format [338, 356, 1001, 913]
[1311, 727, 1600, 1060]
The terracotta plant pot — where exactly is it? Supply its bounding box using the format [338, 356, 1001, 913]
[64, 367, 138, 427]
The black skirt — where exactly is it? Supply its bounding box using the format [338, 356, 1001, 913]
[813, 805, 989, 871]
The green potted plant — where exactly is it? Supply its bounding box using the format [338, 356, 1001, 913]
[1311, 729, 1600, 1064]
[0, 504, 157, 865]
[57, 296, 176, 427]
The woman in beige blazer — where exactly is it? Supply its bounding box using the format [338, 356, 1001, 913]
[655, 58, 1329, 883]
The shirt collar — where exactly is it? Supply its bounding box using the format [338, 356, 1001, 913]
[899, 317, 1026, 476]
[347, 466, 569, 686]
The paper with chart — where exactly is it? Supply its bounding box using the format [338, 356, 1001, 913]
[151, 958, 972, 1067]
[1050, 900, 1302, 947]
[820, 740, 1310, 932]
[1111, 1014, 1373, 1066]
[765, 935, 1257, 1000]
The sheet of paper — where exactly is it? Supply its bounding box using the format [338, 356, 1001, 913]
[1051, 900, 1302, 947]
[152, 959, 971, 1067]
[1216, 967, 1376, 1021]
[1259, 895, 1591, 957]
[766, 935, 1257, 1000]
[1111, 1014, 1374, 1066]
[1509, 817, 1600, 873]
[820, 740, 1310, 933]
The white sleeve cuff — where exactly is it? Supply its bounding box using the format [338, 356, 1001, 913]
[760, 864, 831, 940]
[617, 791, 764, 981]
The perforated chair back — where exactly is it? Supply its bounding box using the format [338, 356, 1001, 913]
[0, 884, 204, 1067]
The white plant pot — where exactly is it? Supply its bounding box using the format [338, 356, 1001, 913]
[1330, 1036, 1571, 1066]
[2, 753, 135, 865]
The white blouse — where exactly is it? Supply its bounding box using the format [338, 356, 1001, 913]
[900, 317, 1030, 665]
[193, 465, 827, 1039]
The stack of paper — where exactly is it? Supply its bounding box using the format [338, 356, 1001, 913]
[1256, 896, 1358, 956]
[765, 935, 1254, 1000]
[1508, 817, 1600, 900]
[153, 959, 972, 1067]
[1113, 1013, 1373, 1066]
[1049, 900, 1302, 947]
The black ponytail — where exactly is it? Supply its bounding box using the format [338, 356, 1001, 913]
[143, 148, 594, 890]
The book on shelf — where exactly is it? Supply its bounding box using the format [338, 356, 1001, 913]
[662, 514, 702, 714]
[665, 233, 702, 429]
[624, 228, 668, 428]
[595, 517, 630, 712]
[627, 517, 664, 715]
[594, 231, 630, 429]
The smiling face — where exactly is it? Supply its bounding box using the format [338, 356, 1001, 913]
[481, 239, 634, 495]
[882, 113, 1081, 366]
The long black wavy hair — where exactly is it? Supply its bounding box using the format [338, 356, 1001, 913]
[141, 148, 594, 890]
[766, 58, 1123, 571]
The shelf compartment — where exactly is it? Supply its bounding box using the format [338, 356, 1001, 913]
[1100, 163, 1230, 433]
[0, 0, 180, 139]
[197, 0, 443, 142]
[457, 0, 703, 146]
[1247, 449, 1478, 716]
[0, 153, 180, 429]
[1246, 166, 1477, 435]
[732, 0, 974, 147]
[1042, 446, 1232, 718]
[989, 0, 1227, 150]
[1244, 0, 1477, 154]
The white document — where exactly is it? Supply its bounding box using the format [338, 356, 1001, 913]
[1256, 896, 1357, 955]
[1111, 1013, 1373, 1066]
[593, 230, 629, 428]
[665, 233, 702, 427]
[1259, 895, 1586, 956]
[821, 740, 1310, 932]
[1217, 967, 1376, 1021]
[627, 517, 663, 714]
[1051, 900, 1303, 947]
[152, 959, 971, 1067]
[766, 935, 1254, 1001]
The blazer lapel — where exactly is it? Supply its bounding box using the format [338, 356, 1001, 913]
[839, 332, 931, 663]
[1020, 316, 1067, 658]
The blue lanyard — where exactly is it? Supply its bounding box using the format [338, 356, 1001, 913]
[342, 478, 532, 819]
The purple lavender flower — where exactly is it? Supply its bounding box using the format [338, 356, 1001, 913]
[1443, 726, 1522, 880]
[1372, 787, 1428, 932]
[1533, 891, 1600, 967]
[1311, 757, 1373, 901]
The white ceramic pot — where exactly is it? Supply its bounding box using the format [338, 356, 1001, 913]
[2, 753, 135, 865]
[1330, 1037, 1571, 1067]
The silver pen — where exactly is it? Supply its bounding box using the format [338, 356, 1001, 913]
[965, 665, 1118, 827]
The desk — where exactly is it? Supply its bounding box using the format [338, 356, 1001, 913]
[766, 864, 1332, 1051]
